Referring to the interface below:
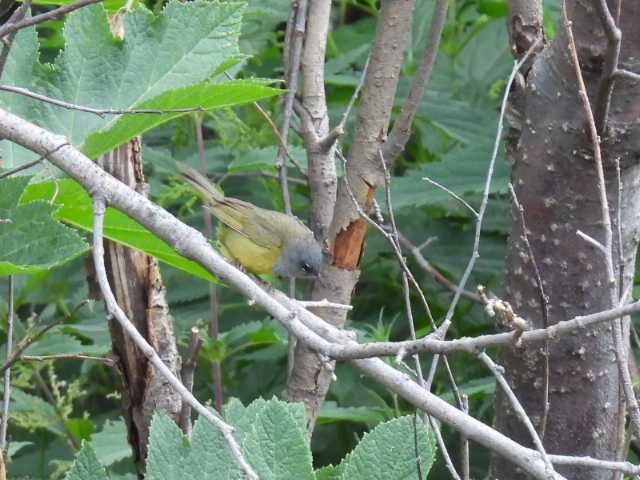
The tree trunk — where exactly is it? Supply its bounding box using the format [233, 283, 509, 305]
[89, 140, 182, 473]
[493, 1, 640, 478]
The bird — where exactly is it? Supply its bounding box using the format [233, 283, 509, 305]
[177, 162, 323, 278]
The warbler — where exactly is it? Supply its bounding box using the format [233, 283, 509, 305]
[177, 162, 323, 278]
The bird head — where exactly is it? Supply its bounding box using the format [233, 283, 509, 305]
[273, 236, 324, 278]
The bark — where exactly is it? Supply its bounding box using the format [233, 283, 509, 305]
[89, 140, 182, 472]
[283, 0, 416, 426]
[493, 1, 640, 479]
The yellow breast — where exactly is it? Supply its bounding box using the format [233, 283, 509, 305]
[218, 226, 281, 275]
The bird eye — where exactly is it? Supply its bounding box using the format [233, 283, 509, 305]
[301, 263, 312, 273]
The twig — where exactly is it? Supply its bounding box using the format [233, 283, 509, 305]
[194, 116, 223, 414]
[91, 197, 257, 480]
[0, 276, 15, 453]
[563, 5, 640, 439]
[441, 37, 541, 332]
[509, 184, 550, 438]
[0, 0, 103, 39]
[548, 454, 640, 476]
[179, 327, 203, 435]
[0, 157, 43, 179]
[20, 354, 115, 366]
[460, 395, 470, 480]
[383, 0, 448, 162]
[592, 0, 622, 134]
[323, 300, 640, 359]
[0, 0, 31, 77]
[422, 176, 478, 217]
[276, 0, 306, 216]
[478, 351, 556, 477]
[613, 69, 640, 82]
[0, 300, 90, 375]
[0, 84, 212, 116]
[396, 232, 482, 303]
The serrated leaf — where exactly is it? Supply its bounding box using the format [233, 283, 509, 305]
[145, 414, 191, 480]
[63, 442, 109, 480]
[22, 329, 85, 356]
[0, 176, 88, 275]
[1, 2, 282, 166]
[90, 419, 131, 466]
[337, 415, 436, 480]
[21, 179, 217, 283]
[240, 399, 314, 480]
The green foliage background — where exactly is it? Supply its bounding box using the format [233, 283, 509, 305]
[0, 0, 564, 478]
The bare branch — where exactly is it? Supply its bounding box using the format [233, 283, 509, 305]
[0, 276, 14, 453]
[0, 0, 103, 39]
[383, 0, 448, 162]
[0, 84, 213, 116]
[91, 196, 257, 480]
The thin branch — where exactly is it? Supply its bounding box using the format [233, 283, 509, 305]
[422, 176, 478, 217]
[383, 0, 448, 162]
[396, 232, 482, 303]
[440, 37, 541, 332]
[613, 68, 640, 82]
[460, 395, 470, 480]
[179, 327, 203, 435]
[509, 184, 550, 438]
[194, 116, 223, 414]
[0, 0, 103, 39]
[0, 84, 212, 116]
[478, 351, 556, 476]
[91, 197, 257, 480]
[0, 0, 31, 77]
[592, 0, 622, 133]
[0, 142, 68, 180]
[0, 275, 14, 453]
[548, 454, 640, 476]
[323, 300, 640, 359]
[276, 0, 306, 216]
[20, 354, 115, 366]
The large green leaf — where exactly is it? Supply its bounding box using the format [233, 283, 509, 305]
[335, 415, 436, 480]
[21, 179, 217, 283]
[0, 1, 282, 166]
[62, 442, 109, 480]
[0, 176, 88, 275]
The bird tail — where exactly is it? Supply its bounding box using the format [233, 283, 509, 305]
[176, 161, 224, 203]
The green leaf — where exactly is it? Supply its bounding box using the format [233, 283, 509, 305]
[317, 402, 387, 425]
[83, 80, 283, 158]
[63, 442, 109, 480]
[65, 418, 95, 442]
[21, 179, 217, 283]
[0, 176, 88, 275]
[385, 144, 509, 211]
[145, 414, 191, 480]
[337, 415, 436, 480]
[227, 398, 313, 480]
[10, 388, 66, 437]
[1, 2, 282, 166]
[22, 328, 85, 356]
[90, 419, 131, 467]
